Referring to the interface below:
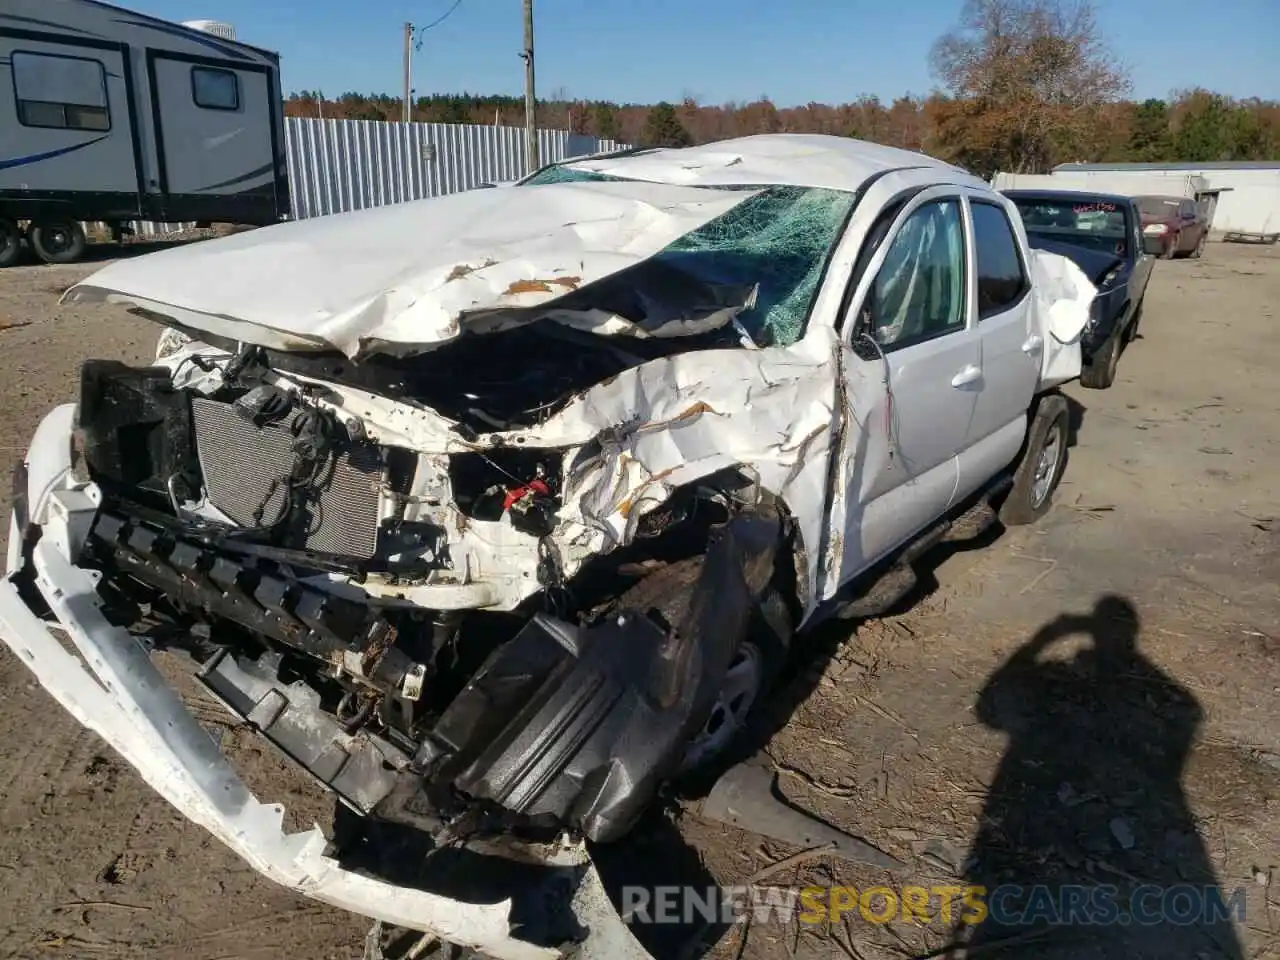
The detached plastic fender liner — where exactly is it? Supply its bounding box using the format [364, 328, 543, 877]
[654, 502, 785, 709]
[0, 539, 652, 960]
[427, 503, 787, 846]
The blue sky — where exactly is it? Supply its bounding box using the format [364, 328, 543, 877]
[128, 0, 1279, 106]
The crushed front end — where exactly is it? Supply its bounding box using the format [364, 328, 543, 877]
[0, 168, 854, 956]
[0, 343, 790, 959]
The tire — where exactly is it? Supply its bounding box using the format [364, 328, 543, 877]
[1124, 298, 1144, 344]
[999, 393, 1068, 526]
[1190, 232, 1206, 259]
[29, 219, 87, 264]
[1162, 233, 1179, 260]
[609, 555, 791, 773]
[1080, 331, 1120, 389]
[0, 218, 22, 268]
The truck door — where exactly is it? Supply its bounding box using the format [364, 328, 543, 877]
[146, 53, 279, 218]
[955, 194, 1040, 503]
[831, 188, 978, 579]
[0, 38, 138, 200]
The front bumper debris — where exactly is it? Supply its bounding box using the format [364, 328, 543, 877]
[0, 513, 650, 960]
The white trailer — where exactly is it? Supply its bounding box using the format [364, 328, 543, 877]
[991, 171, 1209, 200]
[0, 0, 288, 265]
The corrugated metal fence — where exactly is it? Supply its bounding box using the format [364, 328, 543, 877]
[131, 119, 629, 234]
[285, 118, 628, 219]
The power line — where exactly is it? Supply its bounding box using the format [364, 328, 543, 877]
[405, 0, 462, 120]
[413, 0, 463, 48]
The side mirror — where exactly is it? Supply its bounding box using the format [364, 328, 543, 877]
[1142, 235, 1164, 256]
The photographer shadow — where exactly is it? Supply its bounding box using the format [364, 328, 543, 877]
[957, 595, 1243, 958]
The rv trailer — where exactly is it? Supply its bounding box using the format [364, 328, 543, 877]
[0, 0, 289, 266]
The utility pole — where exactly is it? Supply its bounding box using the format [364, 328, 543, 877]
[521, 0, 538, 171]
[402, 21, 413, 123]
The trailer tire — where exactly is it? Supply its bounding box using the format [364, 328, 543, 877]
[0, 218, 21, 268]
[29, 220, 87, 264]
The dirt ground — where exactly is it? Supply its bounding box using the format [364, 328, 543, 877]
[0, 241, 1277, 960]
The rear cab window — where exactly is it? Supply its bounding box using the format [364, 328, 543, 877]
[1136, 197, 1180, 219]
[970, 201, 1029, 318]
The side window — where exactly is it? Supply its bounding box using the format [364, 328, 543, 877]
[11, 51, 110, 131]
[971, 201, 1028, 318]
[864, 198, 965, 350]
[192, 67, 239, 111]
[1180, 200, 1195, 219]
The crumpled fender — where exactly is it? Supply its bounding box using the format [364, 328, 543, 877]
[19, 403, 77, 527]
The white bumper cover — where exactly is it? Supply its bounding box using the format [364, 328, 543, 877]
[0, 412, 651, 960]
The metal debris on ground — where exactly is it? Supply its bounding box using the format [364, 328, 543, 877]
[697, 760, 902, 869]
[1109, 815, 1137, 850]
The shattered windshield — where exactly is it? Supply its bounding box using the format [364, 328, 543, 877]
[523, 165, 857, 347]
[522, 166, 625, 185]
[657, 186, 857, 346]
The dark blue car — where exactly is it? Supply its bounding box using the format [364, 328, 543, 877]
[1003, 190, 1160, 389]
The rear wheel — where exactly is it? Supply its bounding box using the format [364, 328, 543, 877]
[0, 218, 21, 268]
[999, 393, 1069, 526]
[1190, 232, 1206, 259]
[1162, 232, 1179, 260]
[29, 219, 87, 264]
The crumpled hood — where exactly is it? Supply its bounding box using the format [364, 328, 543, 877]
[1025, 235, 1123, 285]
[63, 180, 755, 359]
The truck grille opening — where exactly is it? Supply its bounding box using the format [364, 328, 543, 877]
[191, 397, 383, 557]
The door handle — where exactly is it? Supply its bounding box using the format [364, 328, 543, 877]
[1022, 334, 1043, 354]
[951, 364, 982, 388]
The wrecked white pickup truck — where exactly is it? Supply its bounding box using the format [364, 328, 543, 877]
[1, 135, 1094, 958]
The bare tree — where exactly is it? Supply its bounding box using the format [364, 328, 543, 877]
[929, 0, 1130, 174]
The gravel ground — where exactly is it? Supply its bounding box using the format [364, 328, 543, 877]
[0, 240, 1277, 960]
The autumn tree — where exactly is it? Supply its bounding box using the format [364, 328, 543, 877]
[640, 102, 693, 147]
[1125, 98, 1172, 161]
[929, 0, 1130, 174]
[592, 101, 621, 140]
[1168, 89, 1278, 162]
[280, 86, 1278, 166]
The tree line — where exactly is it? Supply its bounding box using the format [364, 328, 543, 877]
[284, 0, 1278, 176]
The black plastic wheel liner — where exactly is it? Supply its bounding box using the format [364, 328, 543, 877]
[423, 503, 785, 844]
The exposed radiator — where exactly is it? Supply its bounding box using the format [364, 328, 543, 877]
[191, 397, 383, 558]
